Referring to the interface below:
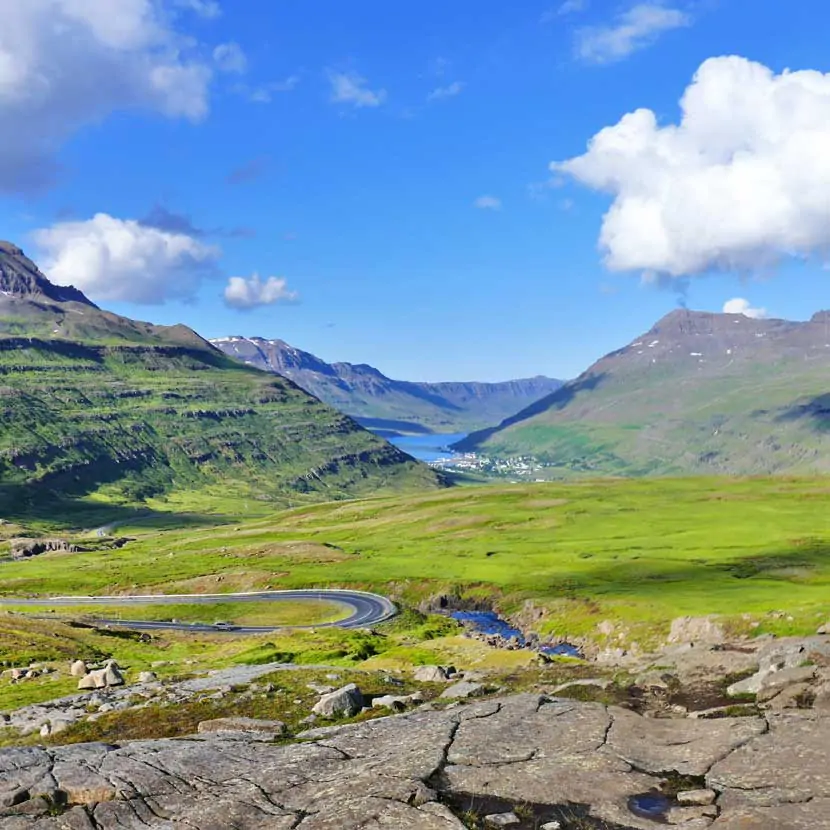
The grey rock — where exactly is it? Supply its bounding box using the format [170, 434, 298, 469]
[4, 693, 830, 830]
[312, 683, 364, 718]
[678, 789, 717, 806]
[756, 665, 816, 701]
[440, 681, 485, 700]
[197, 717, 287, 738]
[414, 665, 451, 682]
[484, 812, 520, 827]
[137, 671, 157, 684]
[668, 616, 725, 645]
[608, 707, 766, 776]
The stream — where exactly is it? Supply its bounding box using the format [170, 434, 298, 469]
[449, 611, 582, 658]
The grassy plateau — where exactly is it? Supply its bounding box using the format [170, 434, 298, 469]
[2, 476, 829, 652]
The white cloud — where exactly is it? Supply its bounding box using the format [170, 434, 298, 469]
[0, 0, 212, 193]
[542, 0, 588, 21]
[575, 3, 691, 64]
[32, 213, 221, 305]
[213, 42, 247, 74]
[427, 81, 465, 102]
[175, 0, 222, 17]
[328, 71, 386, 108]
[243, 75, 300, 103]
[553, 56, 830, 280]
[723, 298, 768, 319]
[474, 195, 502, 210]
[223, 274, 298, 310]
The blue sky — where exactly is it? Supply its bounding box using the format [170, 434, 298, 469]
[1, 0, 829, 381]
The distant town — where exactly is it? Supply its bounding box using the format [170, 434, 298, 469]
[430, 451, 552, 481]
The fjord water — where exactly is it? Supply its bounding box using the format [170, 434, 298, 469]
[386, 432, 468, 462]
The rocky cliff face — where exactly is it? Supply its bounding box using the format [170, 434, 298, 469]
[211, 336, 563, 433]
[0, 241, 95, 307]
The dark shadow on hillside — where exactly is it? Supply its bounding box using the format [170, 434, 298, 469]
[776, 394, 830, 430]
[544, 540, 830, 602]
[453, 372, 607, 451]
[0, 483, 227, 533]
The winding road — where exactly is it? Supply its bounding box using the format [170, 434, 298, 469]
[1, 589, 397, 633]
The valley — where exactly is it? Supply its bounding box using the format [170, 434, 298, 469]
[211, 335, 563, 434]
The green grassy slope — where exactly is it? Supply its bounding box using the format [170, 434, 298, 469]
[0, 334, 442, 522]
[4, 478, 828, 647]
[457, 310, 830, 476]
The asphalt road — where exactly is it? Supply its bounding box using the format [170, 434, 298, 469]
[2, 589, 397, 634]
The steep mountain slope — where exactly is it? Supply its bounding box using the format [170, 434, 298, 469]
[455, 309, 830, 476]
[211, 336, 562, 433]
[0, 243, 443, 519]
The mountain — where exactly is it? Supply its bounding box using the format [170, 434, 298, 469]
[0, 243, 443, 520]
[455, 309, 830, 476]
[210, 336, 563, 433]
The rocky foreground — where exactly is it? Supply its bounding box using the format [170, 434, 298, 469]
[1, 689, 827, 830]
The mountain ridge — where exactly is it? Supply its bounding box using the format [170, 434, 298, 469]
[455, 308, 830, 476]
[211, 335, 563, 433]
[0, 244, 443, 521]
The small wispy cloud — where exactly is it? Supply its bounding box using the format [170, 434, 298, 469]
[427, 81, 465, 102]
[328, 71, 386, 108]
[240, 75, 301, 103]
[541, 0, 588, 22]
[474, 195, 502, 210]
[175, 0, 221, 18]
[224, 274, 299, 310]
[213, 42, 247, 74]
[722, 298, 768, 319]
[575, 3, 692, 64]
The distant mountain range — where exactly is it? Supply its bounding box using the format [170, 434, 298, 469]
[456, 309, 830, 476]
[0, 243, 442, 521]
[210, 336, 563, 434]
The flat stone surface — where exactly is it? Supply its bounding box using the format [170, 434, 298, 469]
[607, 707, 767, 776]
[2, 694, 830, 829]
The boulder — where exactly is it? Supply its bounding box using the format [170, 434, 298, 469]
[311, 683, 364, 718]
[137, 671, 157, 684]
[756, 666, 816, 702]
[440, 681, 485, 700]
[197, 717, 286, 738]
[70, 661, 87, 678]
[77, 661, 124, 691]
[667, 616, 725, 645]
[484, 812, 520, 827]
[413, 665, 451, 683]
[677, 789, 717, 806]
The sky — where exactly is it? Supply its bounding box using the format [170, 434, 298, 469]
[1, 0, 830, 382]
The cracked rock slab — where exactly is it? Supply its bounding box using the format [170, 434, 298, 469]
[2, 695, 828, 830]
[607, 707, 767, 776]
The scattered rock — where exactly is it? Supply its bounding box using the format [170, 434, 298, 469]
[311, 683, 364, 718]
[137, 671, 158, 684]
[667, 616, 726, 645]
[197, 717, 287, 738]
[677, 789, 717, 806]
[414, 665, 451, 682]
[440, 681, 485, 700]
[756, 665, 816, 701]
[484, 812, 520, 827]
[70, 661, 88, 678]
